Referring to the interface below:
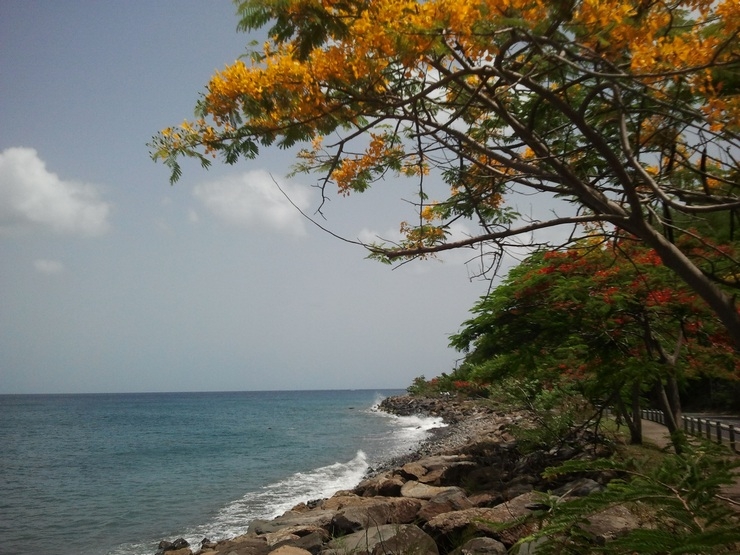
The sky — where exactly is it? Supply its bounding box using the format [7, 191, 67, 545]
[0, 0, 500, 394]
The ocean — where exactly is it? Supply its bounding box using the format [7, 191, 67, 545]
[0, 390, 445, 555]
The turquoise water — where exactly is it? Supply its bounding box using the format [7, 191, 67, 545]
[0, 390, 444, 555]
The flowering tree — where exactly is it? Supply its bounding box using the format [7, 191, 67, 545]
[151, 0, 740, 345]
[449, 236, 739, 448]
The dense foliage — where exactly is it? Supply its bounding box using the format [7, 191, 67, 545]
[441, 237, 738, 446]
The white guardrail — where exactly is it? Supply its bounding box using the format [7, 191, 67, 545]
[641, 409, 739, 454]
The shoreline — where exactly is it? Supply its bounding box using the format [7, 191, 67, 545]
[159, 394, 550, 555]
[364, 395, 511, 477]
[160, 394, 740, 555]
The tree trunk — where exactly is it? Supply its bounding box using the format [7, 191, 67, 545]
[616, 389, 642, 444]
[666, 373, 682, 425]
[631, 380, 642, 442]
[655, 381, 685, 454]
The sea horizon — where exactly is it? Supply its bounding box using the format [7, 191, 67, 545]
[0, 387, 409, 396]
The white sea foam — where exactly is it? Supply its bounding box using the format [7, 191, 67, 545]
[368, 402, 448, 460]
[193, 450, 369, 543]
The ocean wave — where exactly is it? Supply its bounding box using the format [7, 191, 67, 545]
[195, 450, 369, 543]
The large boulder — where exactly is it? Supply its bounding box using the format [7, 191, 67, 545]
[324, 524, 438, 555]
[288, 531, 330, 554]
[448, 537, 507, 555]
[424, 491, 541, 546]
[401, 481, 461, 500]
[200, 534, 270, 555]
[354, 471, 405, 497]
[249, 510, 336, 535]
[321, 495, 422, 533]
[262, 525, 329, 547]
[157, 538, 191, 555]
[582, 504, 642, 542]
[401, 455, 476, 486]
[417, 488, 473, 522]
[268, 546, 313, 555]
[552, 478, 604, 498]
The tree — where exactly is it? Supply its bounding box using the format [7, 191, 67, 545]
[150, 0, 740, 345]
[448, 236, 739, 450]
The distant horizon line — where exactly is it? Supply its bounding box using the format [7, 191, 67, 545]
[0, 387, 408, 397]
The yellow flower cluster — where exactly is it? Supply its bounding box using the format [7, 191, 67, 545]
[158, 0, 738, 185]
[330, 133, 402, 195]
[399, 220, 446, 250]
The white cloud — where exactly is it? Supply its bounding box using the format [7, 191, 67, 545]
[0, 147, 111, 236]
[34, 259, 64, 274]
[193, 170, 313, 236]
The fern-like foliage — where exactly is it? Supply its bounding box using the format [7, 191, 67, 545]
[514, 445, 740, 554]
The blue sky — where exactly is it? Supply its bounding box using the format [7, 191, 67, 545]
[0, 1, 493, 393]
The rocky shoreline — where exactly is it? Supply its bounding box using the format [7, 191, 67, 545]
[155, 395, 633, 555]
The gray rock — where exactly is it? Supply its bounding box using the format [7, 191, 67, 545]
[268, 546, 313, 555]
[417, 488, 473, 522]
[583, 505, 642, 541]
[401, 481, 460, 500]
[424, 491, 541, 545]
[355, 472, 405, 497]
[322, 495, 422, 531]
[156, 538, 191, 555]
[515, 537, 548, 555]
[552, 478, 604, 498]
[449, 537, 507, 555]
[401, 455, 475, 485]
[290, 531, 329, 555]
[249, 510, 336, 535]
[202, 534, 270, 555]
[325, 524, 438, 555]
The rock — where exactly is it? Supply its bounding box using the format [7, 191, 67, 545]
[515, 536, 548, 555]
[205, 534, 270, 555]
[401, 455, 475, 485]
[583, 504, 642, 542]
[553, 478, 604, 498]
[467, 491, 503, 508]
[461, 466, 505, 492]
[289, 531, 328, 554]
[448, 537, 507, 555]
[502, 475, 535, 499]
[249, 510, 335, 535]
[325, 524, 438, 555]
[157, 538, 190, 555]
[401, 481, 460, 500]
[417, 488, 473, 522]
[268, 545, 313, 555]
[354, 471, 406, 497]
[261, 526, 329, 549]
[424, 491, 541, 546]
[263, 531, 300, 547]
[322, 495, 422, 533]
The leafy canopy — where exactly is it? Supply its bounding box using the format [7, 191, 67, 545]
[151, 0, 740, 344]
[449, 236, 739, 396]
